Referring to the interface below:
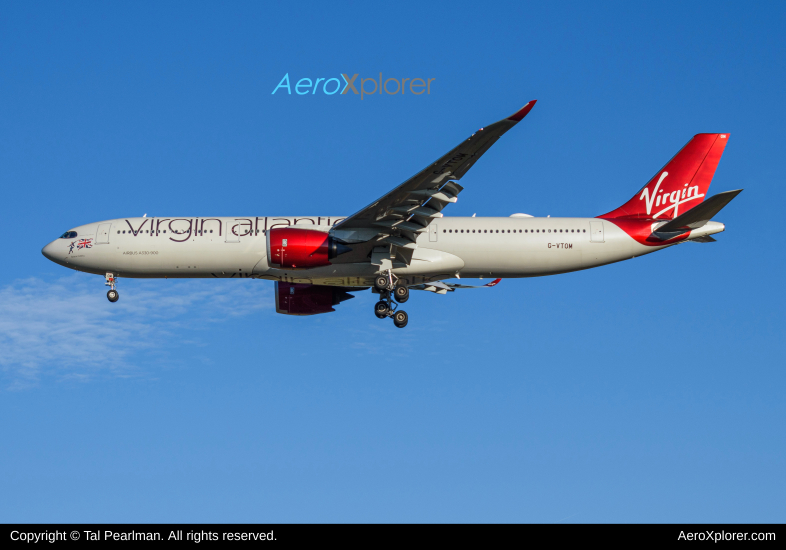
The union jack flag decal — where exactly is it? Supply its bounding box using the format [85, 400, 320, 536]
[77, 238, 93, 249]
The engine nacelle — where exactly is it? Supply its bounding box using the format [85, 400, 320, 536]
[267, 228, 351, 269]
[275, 282, 356, 315]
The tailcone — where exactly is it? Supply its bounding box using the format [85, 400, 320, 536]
[689, 221, 725, 239]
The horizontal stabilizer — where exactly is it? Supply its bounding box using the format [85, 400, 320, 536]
[655, 189, 742, 233]
[689, 235, 717, 243]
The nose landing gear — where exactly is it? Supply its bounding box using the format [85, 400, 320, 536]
[372, 269, 409, 327]
[105, 273, 119, 302]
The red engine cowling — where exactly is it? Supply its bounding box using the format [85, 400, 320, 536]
[267, 228, 351, 269]
[275, 282, 356, 315]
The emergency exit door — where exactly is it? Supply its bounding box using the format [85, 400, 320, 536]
[429, 224, 438, 242]
[225, 221, 240, 243]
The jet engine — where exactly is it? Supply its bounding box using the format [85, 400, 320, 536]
[267, 228, 351, 269]
[275, 282, 358, 315]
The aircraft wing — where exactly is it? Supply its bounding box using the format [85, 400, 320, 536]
[331, 101, 537, 254]
[410, 278, 501, 294]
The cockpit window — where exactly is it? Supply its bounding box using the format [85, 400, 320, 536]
[59, 231, 78, 239]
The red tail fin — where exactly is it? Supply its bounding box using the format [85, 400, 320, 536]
[600, 133, 729, 220]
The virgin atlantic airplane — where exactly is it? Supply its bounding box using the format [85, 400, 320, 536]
[42, 100, 741, 328]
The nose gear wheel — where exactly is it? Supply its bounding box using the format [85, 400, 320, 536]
[105, 273, 119, 302]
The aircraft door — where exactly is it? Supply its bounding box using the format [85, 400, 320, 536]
[590, 221, 604, 243]
[429, 224, 438, 242]
[96, 223, 111, 244]
[225, 221, 240, 243]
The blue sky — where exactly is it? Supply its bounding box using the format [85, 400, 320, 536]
[1, 1, 784, 522]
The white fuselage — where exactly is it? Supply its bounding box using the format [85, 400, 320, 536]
[42, 216, 725, 286]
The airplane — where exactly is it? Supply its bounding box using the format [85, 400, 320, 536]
[42, 100, 742, 328]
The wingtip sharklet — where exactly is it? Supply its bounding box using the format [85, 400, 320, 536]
[507, 100, 537, 122]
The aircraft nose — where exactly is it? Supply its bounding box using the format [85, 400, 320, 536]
[41, 241, 57, 261]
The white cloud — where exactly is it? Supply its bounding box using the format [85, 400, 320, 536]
[0, 276, 270, 388]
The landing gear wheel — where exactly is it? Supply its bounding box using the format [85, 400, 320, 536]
[374, 301, 390, 318]
[107, 289, 119, 303]
[394, 285, 409, 303]
[374, 275, 390, 292]
[393, 310, 408, 328]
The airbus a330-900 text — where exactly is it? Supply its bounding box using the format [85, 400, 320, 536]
[42, 100, 741, 328]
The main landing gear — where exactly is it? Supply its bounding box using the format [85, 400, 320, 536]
[372, 270, 409, 328]
[105, 273, 119, 302]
